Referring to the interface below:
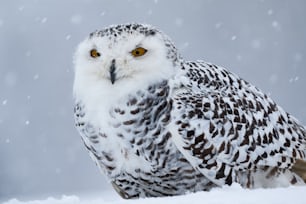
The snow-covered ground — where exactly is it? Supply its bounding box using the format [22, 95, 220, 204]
[3, 184, 306, 204]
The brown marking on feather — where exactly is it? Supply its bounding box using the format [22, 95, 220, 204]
[292, 159, 306, 182]
[291, 176, 298, 184]
[130, 108, 140, 114]
[123, 120, 136, 125]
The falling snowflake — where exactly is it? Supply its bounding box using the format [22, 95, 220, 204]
[2, 100, 7, 105]
[66, 35, 71, 40]
[231, 36, 237, 41]
[215, 22, 223, 29]
[41, 17, 47, 24]
[33, 74, 39, 80]
[267, 9, 274, 16]
[289, 76, 299, 83]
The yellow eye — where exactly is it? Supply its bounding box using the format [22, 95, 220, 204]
[131, 47, 147, 57]
[90, 49, 101, 58]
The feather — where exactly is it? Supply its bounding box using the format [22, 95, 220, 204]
[292, 159, 306, 182]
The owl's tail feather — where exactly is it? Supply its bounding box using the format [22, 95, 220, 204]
[292, 159, 306, 182]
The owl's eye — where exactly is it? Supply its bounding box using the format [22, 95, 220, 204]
[131, 47, 147, 57]
[90, 49, 101, 58]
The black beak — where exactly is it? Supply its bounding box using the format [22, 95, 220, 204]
[110, 59, 116, 84]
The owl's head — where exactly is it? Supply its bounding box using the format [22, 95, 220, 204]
[73, 23, 182, 103]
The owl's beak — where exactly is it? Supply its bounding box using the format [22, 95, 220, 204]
[109, 59, 116, 84]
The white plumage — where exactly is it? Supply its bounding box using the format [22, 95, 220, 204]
[73, 23, 306, 199]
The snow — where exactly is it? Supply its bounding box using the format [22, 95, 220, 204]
[2, 100, 7, 105]
[65, 35, 71, 40]
[272, 21, 280, 30]
[289, 76, 299, 83]
[231, 35, 237, 41]
[40, 17, 47, 24]
[267, 9, 274, 16]
[33, 74, 39, 80]
[2, 185, 306, 204]
[5, 138, 10, 144]
[18, 5, 25, 11]
[215, 22, 223, 29]
[34, 17, 47, 24]
[70, 15, 83, 25]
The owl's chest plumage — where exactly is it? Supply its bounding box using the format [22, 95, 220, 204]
[74, 80, 214, 198]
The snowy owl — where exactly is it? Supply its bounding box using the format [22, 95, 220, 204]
[73, 23, 306, 199]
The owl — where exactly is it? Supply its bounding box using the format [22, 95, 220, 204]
[73, 23, 306, 199]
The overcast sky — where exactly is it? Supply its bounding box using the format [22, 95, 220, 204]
[0, 0, 306, 201]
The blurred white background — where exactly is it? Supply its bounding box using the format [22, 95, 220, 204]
[0, 0, 305, 201]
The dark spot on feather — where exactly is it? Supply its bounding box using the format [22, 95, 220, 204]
[284, 138, 291, 147]
[233, 151, 239, 161]
[215, 163, 226, 179]
[130, 108, 140, 114]
[186, 130, 194, 138]
[209, 123, 215, 133]
[123, 120, 136, 125]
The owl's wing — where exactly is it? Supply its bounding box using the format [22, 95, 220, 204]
[169, 61, 306, 186]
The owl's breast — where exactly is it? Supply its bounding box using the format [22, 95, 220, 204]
[75, 80, 175, 174]
[103, 80, 173, 169]
[74, 80, 217, 198]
